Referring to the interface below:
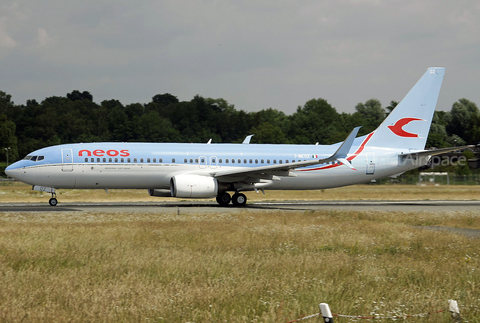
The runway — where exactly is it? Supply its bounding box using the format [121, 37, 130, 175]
[1, 200, 480, 213]
[1, 200, 479, 238]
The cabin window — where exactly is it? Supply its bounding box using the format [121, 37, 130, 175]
[195, 158, 198, 163]
[212, 158, 216, 163]
[172, 158, 175, 163]
[201, 158, 205, 163]
[226, 159, 229, 164]
[279, 160, 283, 164]
[286, 160, 289, 163]
[231, 159, 235, 164]
[109, 158, 112, 163]
[97, 158, 100, 162]
[85, 158, 88, 162]
[190, 159, 193, 163]
[261, 159, 264, 163]
[249, 159, 252, 163]
[91, 158, 94, 162]
[159, 158, 163, 163]
[238, 159, 241, 164]
[115, 158, 118, 163]
[121, 158, 124, 162]
[153, 158, 156, 163]
[140, 158, 144, 163]
[273, 159, 277, 164]
[127, 158, 131, 163]
[147, 158, 151, 163]
[103, 158, 106, 162]
[134, 158, 137, 163]
[244, 159, 247, 164]
[267, 159, 270, 164]
[255, 159, 258, 164]
[219, 159, 223, 163]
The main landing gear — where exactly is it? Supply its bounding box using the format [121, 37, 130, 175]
[216, 192, 247, 207]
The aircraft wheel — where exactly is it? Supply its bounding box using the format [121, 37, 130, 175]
[49, 198, 58, 206]
[232, 193, 247, 207]
[216, 192, 231, 206]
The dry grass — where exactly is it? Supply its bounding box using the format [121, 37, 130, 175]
[1, 182, 479, 322]
[2, 181, 480, 203]
[0, 207, 479, 322]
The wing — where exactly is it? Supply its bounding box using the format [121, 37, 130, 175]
[210, 127, 361, 184]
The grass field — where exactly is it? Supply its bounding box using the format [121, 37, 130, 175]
[0, 183, 479, 322]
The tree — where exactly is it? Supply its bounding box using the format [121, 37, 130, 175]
[287, 98, 342, 144]
[447, 98, 479, 141]
[152, 93, 178, 106]
[0, 91, 14, 116]
[426, 111, 449, 147]
[0, 114, 18, 162]
[249, 122, 286, 144]
[67, 90, 93, 101]
[353, 99, 385, 134]
[133, 111, 180, 142]
[385, 100, 398, 116]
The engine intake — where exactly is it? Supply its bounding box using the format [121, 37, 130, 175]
[170, 174, 218, 198]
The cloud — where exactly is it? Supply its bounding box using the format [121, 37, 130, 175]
[0, 18, 17, 49]
[37, 28, 53, 47]
[1, 0, 480, 113]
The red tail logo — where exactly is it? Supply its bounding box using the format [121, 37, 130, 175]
[387, 118, 423, 137]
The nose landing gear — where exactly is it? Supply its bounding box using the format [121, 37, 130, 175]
[32, 185, 58, 206]
[49, 191, 58, 206]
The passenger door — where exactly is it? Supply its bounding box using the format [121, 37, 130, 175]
[61, 149, 74, 172]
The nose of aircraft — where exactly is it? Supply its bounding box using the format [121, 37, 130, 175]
[5, 162, 22, 179]
[5, 164, 13, 177]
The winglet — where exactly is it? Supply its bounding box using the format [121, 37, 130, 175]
[331, 126, 361, 159]
[320, 126, 361, 170]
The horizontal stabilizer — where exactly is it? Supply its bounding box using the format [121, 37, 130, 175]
[399, 145, 475, 158]
[337, 158, 357, 171]
[242, 135, 254, 144]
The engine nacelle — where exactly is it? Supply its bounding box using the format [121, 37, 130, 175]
[148, 189, 172, 197]
[170, 174, 218, 198]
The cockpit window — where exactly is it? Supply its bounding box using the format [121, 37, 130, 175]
[22, 155, 44, 162]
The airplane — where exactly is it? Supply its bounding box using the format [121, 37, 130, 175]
[5, 67, 468, 207]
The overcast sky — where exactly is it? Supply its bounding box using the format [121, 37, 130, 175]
[1, 0, 479, 114]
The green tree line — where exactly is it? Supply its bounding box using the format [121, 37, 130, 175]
[1, 90, 479, 163]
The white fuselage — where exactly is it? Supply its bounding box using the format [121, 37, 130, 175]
[5, 140, 420, 192]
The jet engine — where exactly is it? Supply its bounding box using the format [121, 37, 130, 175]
[170, 174, 218, 198]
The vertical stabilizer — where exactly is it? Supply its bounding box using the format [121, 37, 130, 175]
[366, 67, 445, 150]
